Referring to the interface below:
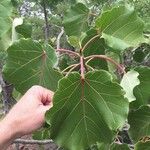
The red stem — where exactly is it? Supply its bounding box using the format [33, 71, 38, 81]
[80, 56, 85, 79]
[56, 48, 80, 57]
[85, 55, 126, 74]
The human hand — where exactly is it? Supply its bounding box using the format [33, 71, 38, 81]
[1, 85, 53, 139]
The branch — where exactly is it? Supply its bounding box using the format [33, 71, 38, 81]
[43, 0, 49, 43]
[0, 67, 16, 114]
[81, 35, 100, 52]
[56, 27, 64, 50]
[89, 13, 97, 17]
[85, 55, 126, 74]
[14, 139, 53, 145]
[56, 48, 80, 57]
[80, 56, 85, 79]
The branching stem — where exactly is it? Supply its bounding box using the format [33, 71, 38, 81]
[56, 48, 80, 57]
[85, 55, 126, 74]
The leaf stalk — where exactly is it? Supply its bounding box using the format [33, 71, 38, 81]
[85, 55, 126, 74]
[56, 48, 80, 57]
[80, 56, 85, 79]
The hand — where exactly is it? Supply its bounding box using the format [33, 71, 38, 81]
[0, 85, 53, 149]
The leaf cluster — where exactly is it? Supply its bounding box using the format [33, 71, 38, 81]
[0, 0, 150, 150]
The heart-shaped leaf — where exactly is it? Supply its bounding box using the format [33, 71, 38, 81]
[46, 70, 129, 150]
[96, 5, 145, 52]
[3, 39, 62, 93]
[63, 3, 89, 37]
[128, 105, 150, 142]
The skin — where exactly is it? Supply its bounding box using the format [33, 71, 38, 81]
[0, 85, 53, 150]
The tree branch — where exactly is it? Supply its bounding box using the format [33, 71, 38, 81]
[43, 0, 49, 43]
[0, 66, 16, 114]
[56, 49, 80, 57]
[14, 139, 53, 145]
[56, 27, 64, 50]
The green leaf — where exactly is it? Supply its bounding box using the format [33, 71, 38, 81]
[82, 29, 108, 70]
[68, 36, 81, 48]
[3, 39, 62, 94]
[135, 141, 150, 150]
[11, 0, 22, 7]
[131, 66, 150, 109]
[128, 105, 150, 142]
[63, 3, 89, 37]
[15, 23, 32, 38]
[106, 51, 120, 79]
[0, 30, 12, 51]
[0, 0, 12, 38]
[110, 143, 130, 150]
[96, 5, 145, 52]
[96, 142, 110, 149]
[120, 70, 140, 102]
[33, 128, 50, 140]
[0, 0, 12, 17]
[97, 142, 130, 150]
[46, 70, 129, 150]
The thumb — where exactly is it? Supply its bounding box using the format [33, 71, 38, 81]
[41, 102, 53, 112]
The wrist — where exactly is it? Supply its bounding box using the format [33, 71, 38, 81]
[0, 118, 17, 149]
[0, 116, 20, 140]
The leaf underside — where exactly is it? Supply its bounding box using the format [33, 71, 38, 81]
[63, 3, 89, 37]
[3, 39, 63, 93]
[46, 70, 129, 150]
[0, 0, 12, 39]
[96, 5, 145, 51]
[82, 29, 108, 70]
[120, 70, 140, 102]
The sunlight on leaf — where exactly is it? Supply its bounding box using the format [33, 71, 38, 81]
[96, 5, 145, 52]
[120, 70, 140, 102]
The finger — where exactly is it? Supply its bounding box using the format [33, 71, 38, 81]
[40, 88, 54, 105]
[41, 102, 53, 113]
[28, 85, 54, 105]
